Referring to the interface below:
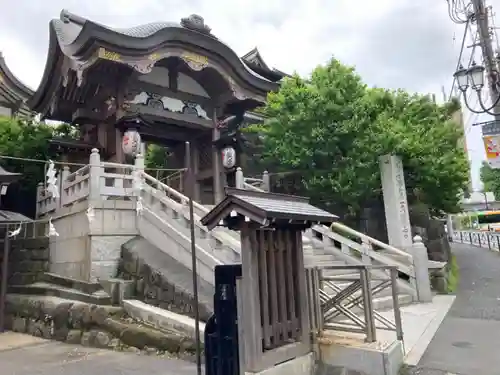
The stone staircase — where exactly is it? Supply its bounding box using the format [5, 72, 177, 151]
[130, 172, 419, 318]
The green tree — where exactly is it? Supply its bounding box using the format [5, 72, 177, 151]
[0, 115, 77, 195]
[480, 161, 500, 199]
[246, 58, 469, 219]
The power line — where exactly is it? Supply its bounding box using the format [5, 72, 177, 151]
[448, 17, 472, 100]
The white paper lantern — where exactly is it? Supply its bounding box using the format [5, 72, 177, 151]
[221, 146, 236, 169]
[122, 129, 142, 156]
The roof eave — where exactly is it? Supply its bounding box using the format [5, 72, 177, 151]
[27, 23, 63, 114]
[58, 17, 277, 94]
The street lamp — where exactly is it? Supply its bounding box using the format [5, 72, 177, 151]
[453, 62, 500, 115]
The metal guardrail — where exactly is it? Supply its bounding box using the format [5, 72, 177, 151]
[306, 264, 403, 343]
[452, 230, 500, 251]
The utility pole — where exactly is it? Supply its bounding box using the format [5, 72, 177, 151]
[472, 0, 500, 116]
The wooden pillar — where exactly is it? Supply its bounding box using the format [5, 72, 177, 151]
[192, 141, 201, 202]
[112, 128, 126, 164]
[240, 225, 263, 371]
[212, 108, 223, 203]
[239, 225, 310, 373]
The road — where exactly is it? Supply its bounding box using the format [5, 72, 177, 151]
[409, 243, 500, 375]
[0, 339, 199, 375]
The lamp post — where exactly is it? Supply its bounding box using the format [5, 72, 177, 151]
[454, 62, 500, 116]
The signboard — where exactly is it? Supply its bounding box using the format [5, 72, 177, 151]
[479, 120, 500, 135]
[483, 134, 500, 168]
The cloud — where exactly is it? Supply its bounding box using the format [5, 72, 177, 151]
[0, 0, 460, 91]
[0, 0, 493, 188]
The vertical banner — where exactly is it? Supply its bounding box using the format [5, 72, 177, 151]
[483, 135, 500, 169]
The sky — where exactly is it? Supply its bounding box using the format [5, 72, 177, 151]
[0, 0, 496, 190]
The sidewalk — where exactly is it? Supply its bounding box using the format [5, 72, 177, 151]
[375, 295, 455, 365]
[408, 243, 500, 375]
[0, 336, 199, 375]
[0, 331, 48, 352]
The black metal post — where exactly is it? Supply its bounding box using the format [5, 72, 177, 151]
[0, 224, 10, 333]
[185, 141, 202, 375]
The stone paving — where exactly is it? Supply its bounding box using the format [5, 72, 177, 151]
[0, 337, 199, 375]
[407, 243, 500, 375]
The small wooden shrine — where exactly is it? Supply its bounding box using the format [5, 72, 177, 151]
[201, 188, 337, 373]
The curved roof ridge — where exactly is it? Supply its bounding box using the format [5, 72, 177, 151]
[0, 52, 34, 96]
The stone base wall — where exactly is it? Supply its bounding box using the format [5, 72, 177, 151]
[0, 238, 50, 286]
[47, 200, 138, 282]
[4, 294, 198, 355]
[118, 245, 213, 322]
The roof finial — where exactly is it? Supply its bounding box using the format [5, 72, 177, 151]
[180, 14, 211, 35]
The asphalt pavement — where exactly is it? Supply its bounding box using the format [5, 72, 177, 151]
[0, 339, 199, 375]
[408, 243, 500, 375]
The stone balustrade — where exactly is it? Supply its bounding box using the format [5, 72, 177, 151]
[36, 149, 138, 217]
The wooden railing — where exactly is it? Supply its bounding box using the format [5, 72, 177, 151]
[306, 265, 403, 343]
[235, 169, 417, 294]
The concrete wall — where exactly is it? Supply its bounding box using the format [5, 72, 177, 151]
[49, 200, 138, 281]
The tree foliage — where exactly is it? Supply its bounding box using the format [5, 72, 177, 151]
[480, 162, 500, 199]
[246, 58, 469, 218]
[0, 116, 77, 215]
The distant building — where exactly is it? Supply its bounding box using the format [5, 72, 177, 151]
[461, 191, 499, 211]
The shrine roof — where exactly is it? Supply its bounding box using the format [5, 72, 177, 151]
[0, 52, 35, 118]
[0, 165, 21, 184]
[200, 188, 338, 230]
[29, 10, 284, 114]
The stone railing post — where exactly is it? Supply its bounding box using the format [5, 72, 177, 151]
[60, 166, 70, 206]
[35, 182, 44, 217]
[89, 148, 102, 202]
[446, 214, 454, 241]
[411, 235, 432, 302]
[134, 152, 145, 172]
[262, 171, 270, 192]
[133, 153, 145, 196]
[236, 167, 244, 189]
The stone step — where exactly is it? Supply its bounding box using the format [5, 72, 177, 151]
[8, 282, 112, 305]
[41, 272, 103, 294]
[123, 299, 206, 342]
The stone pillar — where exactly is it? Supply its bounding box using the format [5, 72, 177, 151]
[262, 171, 270, 192]
[411, 235, 432, 302]
[89, 148, 102, 202]
[60, 166, 70, 207]
[235, 167, 244, 189]
[379, 154, 412, 252]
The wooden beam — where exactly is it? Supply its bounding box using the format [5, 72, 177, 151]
[123, 104, 213, 130]
[72, 108, 108, 124]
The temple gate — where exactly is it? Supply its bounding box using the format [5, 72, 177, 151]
[28, 10, 286, 204]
